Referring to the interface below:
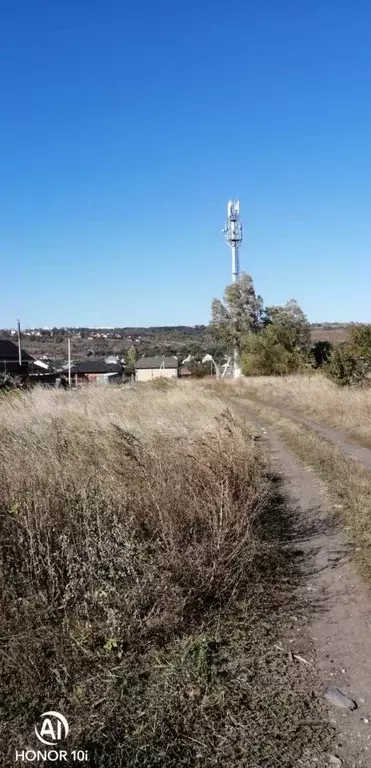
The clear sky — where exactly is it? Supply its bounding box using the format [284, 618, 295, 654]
[1, 0, 370, 327]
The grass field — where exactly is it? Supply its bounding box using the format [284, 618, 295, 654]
[240, 373, 371, 447]
[0, 381, 331, 767]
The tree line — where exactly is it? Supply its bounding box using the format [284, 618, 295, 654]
[210, 273, 371, 385]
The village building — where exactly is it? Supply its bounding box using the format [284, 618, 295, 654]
[134, 356, 179, 382]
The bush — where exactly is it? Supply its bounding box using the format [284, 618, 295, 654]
[0, 373, 23, 390]
[326, 343, 368, 386]
[187, 361, 212, 378]
[348, 324, 371, 362]
[310, 340, 333, 368]
[150, 375, 174, 389]
[241, 326, 305, 376]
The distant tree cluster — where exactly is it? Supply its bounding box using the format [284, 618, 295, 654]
[209, 273, 311, 376]
[209, 274, 371, 386]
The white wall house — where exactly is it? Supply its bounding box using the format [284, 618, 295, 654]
[135, 356, 179, 382]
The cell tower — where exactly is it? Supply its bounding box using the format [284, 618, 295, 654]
[223, 200, 243, 283]
[222, 200, 243, 378]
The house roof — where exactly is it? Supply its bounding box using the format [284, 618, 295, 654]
[65, 360, 122, 375]
[0, 339, 34, 362]
[135, 356, 179, 370]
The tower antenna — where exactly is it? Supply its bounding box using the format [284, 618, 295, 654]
[223, 200, 243, 283]
[222, 200, 243, 378]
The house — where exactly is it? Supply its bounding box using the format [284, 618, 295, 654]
[135, 356, 179, 382]
[0, 339, 35, 375]
[62, 359, 125, 386]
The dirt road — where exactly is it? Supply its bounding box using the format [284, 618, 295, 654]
[250, 402, 371, 471]
[232, 400, 371, 768]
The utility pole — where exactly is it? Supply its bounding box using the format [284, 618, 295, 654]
[67, 337, 71, 389]
[17, 319, 22, 367]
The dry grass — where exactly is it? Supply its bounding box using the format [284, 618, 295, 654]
[240, 374, 371, 447]
[0, 381, 332, 766]
[242, 398, 371, 582]
[310, 327, 349, 343]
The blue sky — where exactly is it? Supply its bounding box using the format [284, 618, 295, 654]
[1, 0, 370, 327]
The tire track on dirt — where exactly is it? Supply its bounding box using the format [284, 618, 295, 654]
[241, 399, 371, 471]
[232, 400, 371, 768]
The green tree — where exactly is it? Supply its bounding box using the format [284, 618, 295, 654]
[241, 324, 305, 376]
[241, 298, 310, 376]
[210, 273, 265, 356]
[126, 346, 137, 369]
[187, 360, 211, 378]
[326, 343, 366, 387]
[325, 326, 371, 387]
[265, 299, 311, 352]
[310, 340, 333, 368]
[348, 324, 371, 365]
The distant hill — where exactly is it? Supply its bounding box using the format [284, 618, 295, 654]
[0, 323, 355, 361]
[2, 325, 217, 362]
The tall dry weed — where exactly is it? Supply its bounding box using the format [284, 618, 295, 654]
[0, 383, 331, 766]
[241, 374, 371, 445]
